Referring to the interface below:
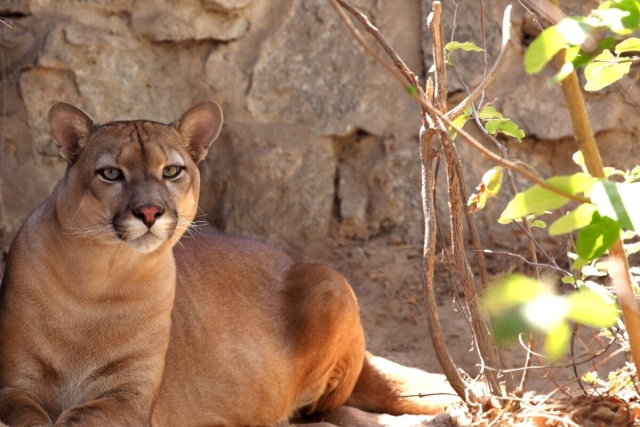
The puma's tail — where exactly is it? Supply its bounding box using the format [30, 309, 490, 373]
[345, 352, 461, 415]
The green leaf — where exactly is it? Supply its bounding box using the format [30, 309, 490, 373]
[575, 214, 620, 260]
[445, 41, 485, 53]
[449, 105, 472, 139]
[484, 119, 525, 141]
[549, 203, 598, 235]
[615, 37, 640, 53]
[590, 181, 640, 231]
[483, 166, 504, 197]
[477, 105, 504, 120]
[406, 85, 417, 96]
[572, 256, 590, 270]
[468, 167, 504, 212]
[567, 284, 619, 327]
[499, 173, 597, 224]
[525, 25, 567, 74]
[584, 49, 631, 91]
[562, 276, 576, 284]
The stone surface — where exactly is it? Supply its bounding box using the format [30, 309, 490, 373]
[3, 0, 640, 264]
[199, 120, 336, 246]
[131, 0, 250, 42]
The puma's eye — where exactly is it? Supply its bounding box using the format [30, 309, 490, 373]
[99, 167, 123, 181]
[162, 165, 183, 179]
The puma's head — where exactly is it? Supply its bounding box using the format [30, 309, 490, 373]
[47, 101, 223, 253]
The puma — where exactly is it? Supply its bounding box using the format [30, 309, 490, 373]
[0, 101, 458, 426]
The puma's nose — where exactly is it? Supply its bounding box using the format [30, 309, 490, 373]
[133, 205, 164, 228]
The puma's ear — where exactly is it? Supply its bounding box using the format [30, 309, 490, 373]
[47, 102, 95, 164]
[174, 100, 223, 164]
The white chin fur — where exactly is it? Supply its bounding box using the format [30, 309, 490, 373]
[121, 216, 175, 253]
[127, 233, 165, 253]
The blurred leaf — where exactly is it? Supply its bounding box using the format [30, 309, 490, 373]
[567, 283, 619, 327]
[565, 44, 582, 63]
[549, 203, 598, 235]
[551, 61, 576, 84]
[575, 214, 620, 260]
[531, 219, 547, 228]
[580, 280, 617, 305]
[482, 274, 552, 315]
[491, 306, 531, 344]
[582, 371, 599, 385]
[556, 17, 590, 45]
[406, 85, 417, 96]
[521, 293, 569, 331]
[525, 25, 567, 74]
[581, 263, 607, 277]
[562, 276, 576, 284]
[593, 0, 640, 34]
[600, 328, 614, 339]
[445, 41, 484, 53]
[499, 173, 597, 224]
[545, 322, 571, 360]
[573, 151, 587, 172]
[584, 49, 631, 91]
[590, 181, 640, 231]
[615, 37, 640, 53]
[625, 241, 640, 255]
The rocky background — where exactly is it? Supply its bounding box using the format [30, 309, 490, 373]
[1, 0, 638, 379]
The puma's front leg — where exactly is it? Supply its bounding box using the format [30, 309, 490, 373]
[0, 388, 52, 427]
[54, 396, 149, 427]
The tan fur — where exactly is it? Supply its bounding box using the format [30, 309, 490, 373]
[0, 101, 457, 427]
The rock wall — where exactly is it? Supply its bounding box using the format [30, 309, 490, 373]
[2, 0, 640, 260]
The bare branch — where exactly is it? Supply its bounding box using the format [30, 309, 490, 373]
[445, 5, 512, 121]
[334, 0, 417, 88]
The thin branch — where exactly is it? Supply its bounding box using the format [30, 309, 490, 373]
[420, 127, 473, 401]
[430, 0, 502, 397]
[327, 0, 409, 88]
[478, 249, 570, 275]
[445, 5, 512, 121]
[510, 221, 565, 273]
[335, 0, 417, 87]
